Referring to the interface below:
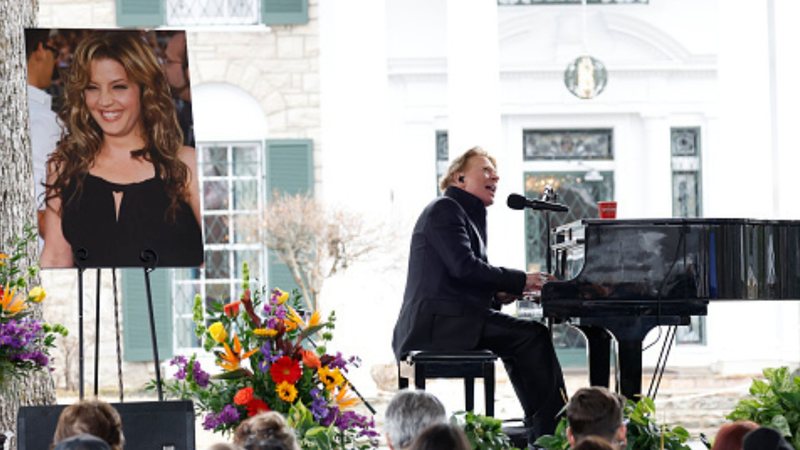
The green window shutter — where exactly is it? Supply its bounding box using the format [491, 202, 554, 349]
[116, 0, 165, 27]
[265, 139, 313, 293]
[261, 0, 308, 25]
[121, 268, 174, 362]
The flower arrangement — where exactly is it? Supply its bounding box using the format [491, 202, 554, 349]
[0, 226, 67, 383]
[157, 263, 378, 449]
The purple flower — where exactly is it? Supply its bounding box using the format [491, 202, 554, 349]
[335, 410, 379, 438]
[201, 404, 240, 431]
[219, 404, 240, 424]
[202, 413, 220, 430]
[310, 387, 334, 423]
[192, 361, 210, 388]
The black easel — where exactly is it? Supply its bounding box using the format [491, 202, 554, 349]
[74, 248, 164, 402]
[140, 249, 164, 401]
[74, 249, 88, 400]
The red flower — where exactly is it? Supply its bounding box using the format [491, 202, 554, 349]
[246, 398, 270, 417]
[234, 387, 254, 406]
[223, 301, 241, 317]
[269, 356, 302, 385]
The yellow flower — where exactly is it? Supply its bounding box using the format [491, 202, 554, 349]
[1, 287, 26, 316]
[318, 366, 345, 391]
[287, 307, 321, 330]
[0, 253, 7, 266]
[283, 318, 298, 332]
[276, 381, 298, 403]
[273, 289, 289, 305]
[208, 322, 228, 343]
[216, 333, 259, 372]
[28, 286, 46, 303]
[335, 383, 360, 410]
[253, 328, 278, 337]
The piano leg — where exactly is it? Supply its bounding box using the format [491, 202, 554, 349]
[577, 325, 612, 388]
[617, 339, 643, 400]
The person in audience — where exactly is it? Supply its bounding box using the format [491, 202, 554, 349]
[207, 443, 243, 450]
[232, 411, 300, 450]
[53, 434, 112, 450]
[51, 399, 124, 450]
[407, 422, 471, 450]
[711, 420, 758, 450]
[572, 435, 616, 450]
[742, 426, 793, 450]
[384, 389, 447, 450]
[565, 387, 626, 450]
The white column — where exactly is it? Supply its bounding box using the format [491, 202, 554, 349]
[639, 114, 671, 218]
[446, 0, 501, 156]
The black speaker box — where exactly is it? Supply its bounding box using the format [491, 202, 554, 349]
[17, 400, 195, 450]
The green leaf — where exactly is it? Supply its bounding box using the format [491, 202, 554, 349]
[212, 368, 252, 380]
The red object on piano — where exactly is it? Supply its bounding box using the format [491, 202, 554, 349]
[598, 201, 617, 219]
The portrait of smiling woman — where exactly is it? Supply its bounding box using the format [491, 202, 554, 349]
[40, 31, 203, 268]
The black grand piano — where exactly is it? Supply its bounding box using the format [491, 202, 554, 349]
[541, 218, 800, 399]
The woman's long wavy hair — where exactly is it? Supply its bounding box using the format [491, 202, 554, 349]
[46, 31, 189, 219]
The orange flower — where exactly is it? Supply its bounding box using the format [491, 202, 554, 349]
[300, 349, 321, 369]
[1, 286, 26, 316]
[234, 387, 254, 405]
[223, 301, 241, 317]
[216, 334, 259, 371]
[335, 383, 359, 410]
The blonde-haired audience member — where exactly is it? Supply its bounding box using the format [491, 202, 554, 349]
[51, 399, 124, 450]
[232, 411, 300, 450]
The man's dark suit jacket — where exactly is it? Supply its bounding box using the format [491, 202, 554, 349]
[392, 186, 527, 359]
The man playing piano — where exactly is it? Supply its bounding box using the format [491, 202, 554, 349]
[392, 147, 567, 445]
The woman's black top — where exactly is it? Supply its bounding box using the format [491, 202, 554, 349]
[61, 172, 203, 268]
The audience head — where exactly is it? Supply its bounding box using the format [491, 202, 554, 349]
[52, 434, 111, 450]
[384, 389, 447, 450]
[743, 426, 793, 450]
[25, 28, 57, 89]
[566, 387, 626, 449]
[408, 423, 471, 450]
[232, 411, 300, 450]
[712, 420, 759, 450]
[573, 435, 616, 450]
[207, 443, 243, 450]
[51, 399, 124, 450]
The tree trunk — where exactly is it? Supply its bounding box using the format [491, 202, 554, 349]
[0, 1, 56, 450]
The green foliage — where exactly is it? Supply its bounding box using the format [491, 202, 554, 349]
[535, 396, 692, 450]
[450, 411, 521, 450]
[726, 366, 800, 449]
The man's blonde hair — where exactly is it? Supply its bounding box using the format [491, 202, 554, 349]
[438, 146, 497, 192]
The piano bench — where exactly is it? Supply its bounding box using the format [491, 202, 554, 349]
[397, 350, 498, 416]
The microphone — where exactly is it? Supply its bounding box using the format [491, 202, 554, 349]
[507, 193, 569, 212]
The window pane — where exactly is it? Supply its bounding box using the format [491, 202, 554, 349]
[672, 172, 700, 218]
[205, 283, 231, 308]
[204, 215, 230, 244]
[671, 128, 700, 156]
[233, 214, 260, 244]
[523, 129, 613, 160]
[234, 179, 258, 210]
[233, 145, 259, 176]
[524, 171, 614, 271]
[205, 250, 230, 279]
[204, 180, 229, 210]
[174, 282, 201, 315]
[235, 250, 261, 281]
[202, 146, 228, 176]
